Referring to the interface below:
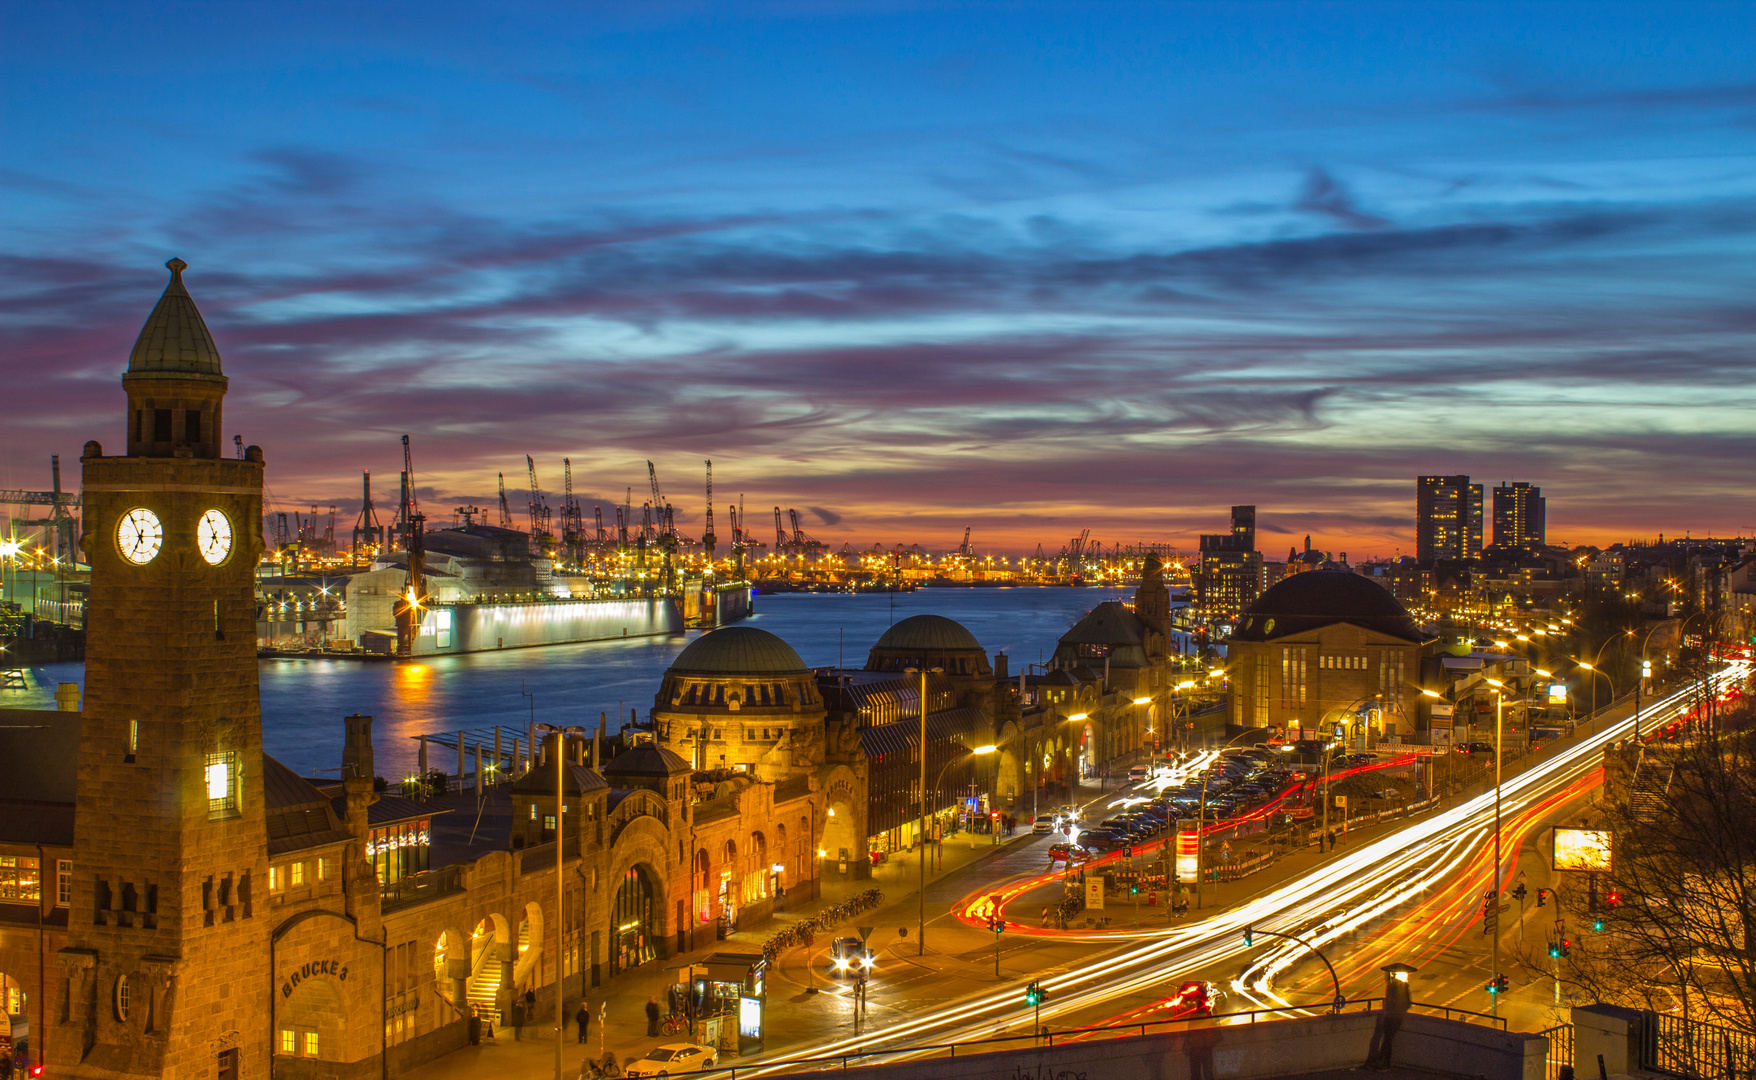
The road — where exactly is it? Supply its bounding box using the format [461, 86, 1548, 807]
[739, 660, 1751, 1074]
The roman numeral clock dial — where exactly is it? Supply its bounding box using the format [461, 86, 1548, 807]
[198, 508, 234, 565]
[116, 508, 162, 565]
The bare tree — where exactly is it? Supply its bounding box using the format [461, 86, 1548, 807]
[1520, 695, 1756, 1034]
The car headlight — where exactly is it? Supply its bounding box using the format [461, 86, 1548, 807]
[862, 956, 876, 968]
[834, 958, 848, 970]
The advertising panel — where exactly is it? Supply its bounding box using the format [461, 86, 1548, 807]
[1548, 684, 1569, 703]
[738, 995, 763, 1040]
[1552, 827, 1614, 873]
[1175, 826, 1199, 878]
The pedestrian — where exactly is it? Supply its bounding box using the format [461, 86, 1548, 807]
[646, 996, 661, 1037]
[513, 1000, 526, 1040]
[524, 987, 538, 1021]
[1365, 968, 1412, 1069]
[575, 1003, 590, 1044]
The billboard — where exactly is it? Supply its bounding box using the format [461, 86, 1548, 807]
[1552, 827, 1613, 873]
[1548, 684, 1569, 703]
[1175, 825, 1200, 878]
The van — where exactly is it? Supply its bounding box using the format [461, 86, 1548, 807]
[1128, 765, 1150, 783]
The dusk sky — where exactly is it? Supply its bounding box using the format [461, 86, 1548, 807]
[5, 2, 1754, 557]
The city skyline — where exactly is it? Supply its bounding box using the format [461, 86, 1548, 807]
[5, 4, 1755, 553]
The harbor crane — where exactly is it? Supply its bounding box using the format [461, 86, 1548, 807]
[394, 434, 422, 552]
[393, 435, 427, 658]
[701, 460, 716, 563]
[497, 473, 512, 528]
[560, 458, 585, 565]
[958, 527, 973, 557]
[774, 507, 787, 552]
[351, 470, 384, 565]
[524, 455, 554, 556]
[0, 455, 80, 564]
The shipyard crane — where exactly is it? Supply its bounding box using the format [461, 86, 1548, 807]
[392, 434, 428, 657]
[787, 508, 824, 552]
[524, 454, 555, 556]
[701, 460, 717, 563]
[351, 470, 384, 566]
[593, 505, 606, 545]
[1, 455, 81, 565]
[453, 505, 486, 527]
[560, 458, 585, 565]
[774, 506, 787, 552]
[615, 504, 628, 547]
[324, 506, 337, 558]
[959, 526, 973, 557]
[497, 473, 512, 528]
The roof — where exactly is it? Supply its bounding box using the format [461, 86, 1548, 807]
[327, 791, 452, 828]
[510, 762, 611, 795]
[871, 614, 983, 653]
[1058, 601, 1146, 647]
[669, 626, 809, 676]
[1230, 570, 1428, 644]
[126, 259, 225, 380]
[857, 706, 984, 759]
[0, 707, 79, 804]
[602, 742, 691, 778]
[263, 755, 354, 856]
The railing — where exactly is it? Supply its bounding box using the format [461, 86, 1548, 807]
[1537, 1024, 1574, 1080]
[1647, 1011, 1756, 1078]
[620, 998, 1506, 1080]
[380, 864, 465, 912]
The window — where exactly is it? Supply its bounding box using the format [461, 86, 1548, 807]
[317, 857, 328, 883]
[0, 856, 41, 901]
[128, 719, 138, 760]
[116, 975, 130, 1021]
[269, 866, 281, 891]
[186, 409, 202, 444]
[529, 804, 537, 820]
[290, 861, 304, 887]
[58, 860, 72, 906]
[205, 751, 240, 820]
[280, 1029, 296, 1054]
[153, 409, 172, 442]
[218, 1048, 240, 1080]
[304, 1032, 320, 1057]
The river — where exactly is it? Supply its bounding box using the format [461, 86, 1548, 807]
[2, 586, 1129, 778]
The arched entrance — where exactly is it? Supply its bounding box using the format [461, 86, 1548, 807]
[821, 801, 855, 874]
[610, 867, 657, 975]
[514, 902, 543, 994]
[276, 967, 345, 1065]
[718, 840, 738, 933]
[466, 915, 510, 1024]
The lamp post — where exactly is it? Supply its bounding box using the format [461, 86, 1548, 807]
[904, 666, 943, 957]
[535, 722, 588, 1080]
[1482, 678, 1507, 1015]
[1576, 630, 1630, 728]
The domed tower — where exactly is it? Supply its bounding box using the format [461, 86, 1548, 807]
[58, 261, 269, 1080]
[654, 626, 826, 780]
[1133, 554, 1171, 660]
[864, 614, 992, 677]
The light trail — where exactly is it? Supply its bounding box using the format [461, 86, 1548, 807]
[738, 662, 1750, 1075]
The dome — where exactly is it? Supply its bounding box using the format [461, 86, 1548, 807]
[1231, 570, 1425, 643]
[669, 626, 809, 676]
[871, 614, 984, 653]
[127, 259, 225, 380]
[602, 742, 691, 778]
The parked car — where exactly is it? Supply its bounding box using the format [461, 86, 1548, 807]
[1048, 842, 1091, 863]
[625, 1044, 719, 1077]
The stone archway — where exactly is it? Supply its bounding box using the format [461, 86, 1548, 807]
[467, 914, 511, 1024]
[276, 967, 345, 1066]
[514, 901, 544, 993]
[609, 865, 659, 975]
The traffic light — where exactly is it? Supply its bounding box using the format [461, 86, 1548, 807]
[1605, 889, 1622, 908]
[1486, 975, 1509, 996]
[1548, 942, 1561, 958]
[1024, 981, 1045, 1005]
[1536, 888, 1549, 908]
[1243, 926, 1253, 946]
[1592, 917, 1605, 933]
[1512, 883, 1527, 902]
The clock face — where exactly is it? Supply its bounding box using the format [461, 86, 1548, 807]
[197, 508, 234, 566]
[117, 508, 163, 565]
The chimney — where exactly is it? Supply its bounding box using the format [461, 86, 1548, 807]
[342, 713, 378, 839]
[994, 652, 1009, 681]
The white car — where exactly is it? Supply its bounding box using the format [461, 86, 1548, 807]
[624, 1043, 719, 1077]
[1033, 815, 1056, 834]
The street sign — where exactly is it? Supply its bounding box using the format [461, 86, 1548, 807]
[1085, 879, 1105, 910]
[858, 926, 874, 943]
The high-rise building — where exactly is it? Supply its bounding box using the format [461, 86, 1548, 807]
[1415, 476, 1483, 563]
[1197, 505, 1263, 621]
[1492, 481, 1546, 550]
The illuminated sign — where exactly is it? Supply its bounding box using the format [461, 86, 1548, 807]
[1548, 684, 1569, 703]
[365, 829, 430, 858]
[1175, 826, 1199, 878]
[1084, 879, 1105, 910]
[738, 995, 762, 1039]
[1552, 827, 1613, 873]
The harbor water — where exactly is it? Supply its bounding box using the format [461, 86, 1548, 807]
[2, 586, 1128, 778]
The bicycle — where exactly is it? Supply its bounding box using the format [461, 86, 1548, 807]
[660, 1012, 688, 1036]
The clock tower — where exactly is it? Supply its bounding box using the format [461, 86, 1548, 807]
[56, 259, 269, 1080]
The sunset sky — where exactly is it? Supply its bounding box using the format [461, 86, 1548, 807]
[5, 3, 1755, 557]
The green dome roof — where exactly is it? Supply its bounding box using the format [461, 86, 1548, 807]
[669, 626, 809, 676]
[871, 614, 983, 653]
[127, 259, 225, 380]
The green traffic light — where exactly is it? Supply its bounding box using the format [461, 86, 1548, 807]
[1593, 918, 1605, 932]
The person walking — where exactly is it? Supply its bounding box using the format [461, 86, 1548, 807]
[645, 996, 661, 1037]
[575, 1004, 590, 1044]
[1366, 965, 1414, 1069]
[524, 987, 538, 1023]
[510, 1000, 525, 1041]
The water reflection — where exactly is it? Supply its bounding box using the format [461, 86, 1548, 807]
[2, 586, 1126, 777]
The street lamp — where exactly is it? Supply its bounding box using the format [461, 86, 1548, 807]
[930, 745, 997, 858]
[903, 666, 944, 957]
[535, 722, 588, 1080]
[1483, 677, 1507, 1014]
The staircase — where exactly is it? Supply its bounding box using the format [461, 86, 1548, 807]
[1627, 752, 1673, 822]
[466, 936, 503, 1024]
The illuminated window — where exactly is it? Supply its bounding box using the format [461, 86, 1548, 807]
[290, 862, 304, 887]
[58, 859, 72, 906]
[205, 751, 240, 820]
[529, 804, 537, 820]
[280, 1029, 296, 1054]
[304, 1031, 319, 1056]
[316, 858, 327, 883]
[269, 866, 281, 891]
[0, 856, 41, 901]
[128, 719, 139, 759]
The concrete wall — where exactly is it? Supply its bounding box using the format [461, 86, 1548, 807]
[776, 1012, 1546, 1080]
